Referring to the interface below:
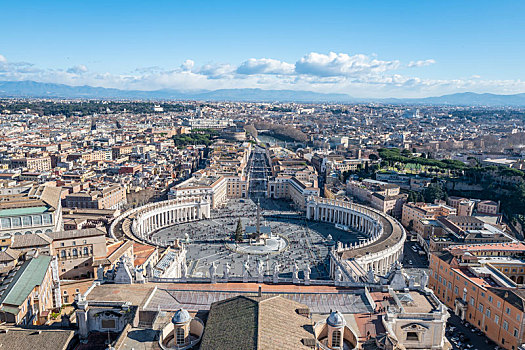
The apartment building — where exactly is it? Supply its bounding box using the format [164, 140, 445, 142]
[9, 157, 52, 172]
[9, 228, 107, 280]
[429, 243, 525, 349]
[478, 200, 500, 215]
[0, 254, 60, 325]
[0, 185, 63, 240]
[49, 228, 107, 279]
[267, 175, 320, 209]
[63, 185, 126, 210]
[401, 202, 457, 233]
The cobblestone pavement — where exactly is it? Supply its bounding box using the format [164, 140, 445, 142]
[153, 197, 368, 280]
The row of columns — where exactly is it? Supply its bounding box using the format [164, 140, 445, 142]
[308, 202, 378, 237]
[360, 248, 403, 276]
[137, 204, 202, 237]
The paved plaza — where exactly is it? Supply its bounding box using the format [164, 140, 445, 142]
[152, 197, 368, 280]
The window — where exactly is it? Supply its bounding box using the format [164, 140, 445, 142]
[497, 301, 501, 308]
[454, 286, 458, 294]
[486, 309, 491, 317]
[506, 307, 511, 315]
[60, 250, 66, 259]
[101, 319, 116, 329]
[42, 214, 52, 224]
[176, 327, 185, 345]
[479, 304, 484, 313]
[517, 314, 521, 322]
[83, 247, 89, 255]
[22, 216, 31, 227]
[470, 297, 475, 306]
[11, 217, 21, 228]
[32, 215, 42, 225]
[503, 321, 508, 331]
[332, 330, 341, 345]
[495, 315, 499, 324]
[72, 248, 78, 257]
[406, 332, 419, 341]
[481, 292, 485, 297]
[488, 295, 493, 303]
[514, 328, 519, 337]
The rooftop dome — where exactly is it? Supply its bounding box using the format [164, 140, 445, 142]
[172, 309, 191, 325]
[326, 311, 346, 327]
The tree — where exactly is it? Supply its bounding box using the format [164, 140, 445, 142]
[422, 183, 446, 203]
[234, 218, 244, 242]
[407, 220, 414, 232]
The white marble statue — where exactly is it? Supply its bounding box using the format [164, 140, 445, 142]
[243, 259, 250, 277]
[335, 266, 342, 282]
[257, 260, 265, 276]
[209, 262, 217, 283]
[421, 271, 429, 288]
[272, 263, 280, 283]
[304, 265, 311, 281]
[209, 262, 217, 278]
[181, 261, 187, 278]
[292, 263, 299, 282]
[223, 263, 231, 279]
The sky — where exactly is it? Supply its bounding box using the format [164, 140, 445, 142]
[0, 0, 524, 98]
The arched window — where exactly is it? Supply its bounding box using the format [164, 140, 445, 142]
[83, 247, 89, 256]
[176, 327, 185, 345]
[72, 248, 78, 257]
[61, 250, 66, 259]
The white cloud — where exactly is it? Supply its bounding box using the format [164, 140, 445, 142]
[237, 58, 295, 75]
[66, 64, 88, 74]
[295, 52, 400, 77]
[407, 59, 436, 68]
[180, 59, 194, 71]
[194, 63, 235, 78]
[0, 53, 524, 98]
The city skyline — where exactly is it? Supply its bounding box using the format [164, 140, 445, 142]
[1, 0, 525, 98]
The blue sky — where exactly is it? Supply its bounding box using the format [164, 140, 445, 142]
[1, 0, 524, 97]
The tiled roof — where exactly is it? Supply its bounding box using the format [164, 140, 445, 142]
[0, 255, 51, 307]
[47, 227, 106, 241]
[200, 295, 314, 350]
[10, 233, 52, 249]
[0, 328, 74, 350]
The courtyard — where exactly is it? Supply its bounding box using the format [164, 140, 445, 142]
[152, 197, 369, 280]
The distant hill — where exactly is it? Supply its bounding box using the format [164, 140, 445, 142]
[389, 92, 525, 106]
[0, 81, 353, 103]
[1, 80, 525, 105]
